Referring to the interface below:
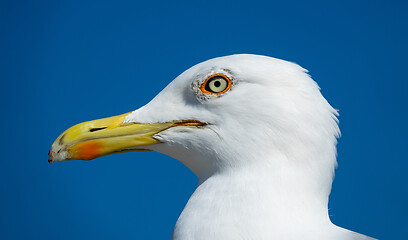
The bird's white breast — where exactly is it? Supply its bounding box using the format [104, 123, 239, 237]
[171, 166, 367, 240]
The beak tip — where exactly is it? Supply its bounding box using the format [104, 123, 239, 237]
[48, 150, 54, 164]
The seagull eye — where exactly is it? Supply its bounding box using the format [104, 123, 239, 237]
[201, 74, 231, 95]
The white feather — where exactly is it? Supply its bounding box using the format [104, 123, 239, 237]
[125, 54, 375, 240]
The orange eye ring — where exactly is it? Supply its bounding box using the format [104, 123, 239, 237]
[200, 74, 232, 95]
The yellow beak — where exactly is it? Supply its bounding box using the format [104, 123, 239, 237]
[48, 112, 206, 164]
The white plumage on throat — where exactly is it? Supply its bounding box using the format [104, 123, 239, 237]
[122, 54, 373, 239]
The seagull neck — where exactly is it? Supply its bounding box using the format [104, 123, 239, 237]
[192, 154, 334, 222]
[174, 162, 333, 239]
[171, 134, 340, 239]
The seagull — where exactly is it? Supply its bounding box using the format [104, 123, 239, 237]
[49, 54, 375, 240]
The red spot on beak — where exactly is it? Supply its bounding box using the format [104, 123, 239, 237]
[71, 141, 102, 160]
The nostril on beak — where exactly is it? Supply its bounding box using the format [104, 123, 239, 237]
[89, 127, 108, 132]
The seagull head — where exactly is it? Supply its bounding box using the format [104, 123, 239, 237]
[49, 54, 339, 183]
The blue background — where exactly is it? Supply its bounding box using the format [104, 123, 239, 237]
[1, 0, 406, 239]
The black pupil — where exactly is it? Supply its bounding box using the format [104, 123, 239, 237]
[204, 76, 227, 93]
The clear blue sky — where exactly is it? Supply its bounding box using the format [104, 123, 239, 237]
[1, 0, 407, 239]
